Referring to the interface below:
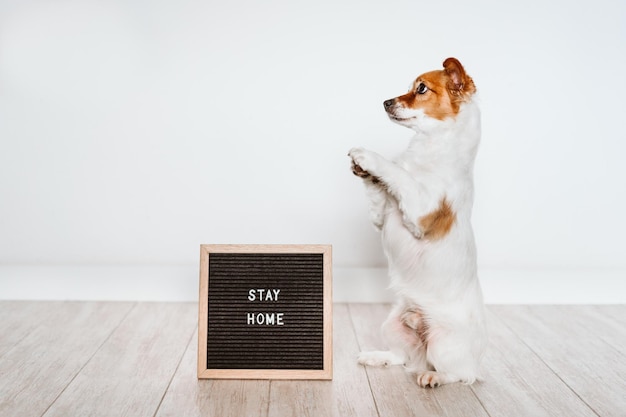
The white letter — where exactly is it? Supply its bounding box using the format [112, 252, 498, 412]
[272, 289, 280, 301]
[265, 313, 275, 325]
[276, 313, 284, 325]
[247, 312, 255, 325]
[248, 289, 255, 301]
[256, 313, 264, 325]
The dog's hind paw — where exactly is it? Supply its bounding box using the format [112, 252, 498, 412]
[358, 350, 404, 367]
[416, 371, 465, 388]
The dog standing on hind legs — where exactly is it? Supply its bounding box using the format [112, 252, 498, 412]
[349, 57, 487, 388]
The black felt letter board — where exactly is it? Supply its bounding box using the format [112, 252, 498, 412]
[198, 245, 332, 379]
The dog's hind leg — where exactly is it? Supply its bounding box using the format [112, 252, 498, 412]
[357, 311, 406, 366]
[416, 323, 483, 387]
[358, 303, 428, 370]
[398, 307, 430, 372]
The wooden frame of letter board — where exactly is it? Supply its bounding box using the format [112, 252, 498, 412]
[198, 244, 332, 380]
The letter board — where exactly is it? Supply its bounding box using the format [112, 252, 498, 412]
[198, 244, 332, 379]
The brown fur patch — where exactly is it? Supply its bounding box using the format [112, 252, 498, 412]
[419, 198, 456, 240]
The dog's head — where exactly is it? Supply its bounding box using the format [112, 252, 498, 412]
[384, 58, 476, 132]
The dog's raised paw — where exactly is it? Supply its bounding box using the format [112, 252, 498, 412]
[348, 147, 378, 175]
[351, 161, 371, 178]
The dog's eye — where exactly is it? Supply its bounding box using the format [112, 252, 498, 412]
[416, 83, 428, 94]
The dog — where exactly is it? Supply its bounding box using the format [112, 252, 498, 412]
[349, 57, 487, 388]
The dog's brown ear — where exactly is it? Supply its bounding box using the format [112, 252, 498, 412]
[443, 57, 475, 96]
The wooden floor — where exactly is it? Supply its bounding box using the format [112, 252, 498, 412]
[0, 302, 624, 417]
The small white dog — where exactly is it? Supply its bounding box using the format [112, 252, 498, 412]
[349, 57, 487, 388]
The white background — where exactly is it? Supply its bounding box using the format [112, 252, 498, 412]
[1, 0, 625, 301]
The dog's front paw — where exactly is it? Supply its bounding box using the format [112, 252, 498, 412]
[351, 159, 371, 178]
[402, 214, 425, 240]
[348, 147, 379, 177]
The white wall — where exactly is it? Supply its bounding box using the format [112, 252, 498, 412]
[1, 0, 625, 301]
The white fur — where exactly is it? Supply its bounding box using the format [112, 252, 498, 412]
[350, 80, 487, 388]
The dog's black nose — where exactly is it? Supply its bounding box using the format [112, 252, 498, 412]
[383, 99, 395, 110]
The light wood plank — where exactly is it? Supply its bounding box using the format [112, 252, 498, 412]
[592, 305, 626, 330]
[0, 301, 58, 358]
[471, 308, 597, 417]
[349, 303, 489, 417]
[155, 328, 270, 417]
[2, 302, 624, 417]
[587, 305, 626, 349]
[493, 305, 626, 417]
[267, 304, 378, 417]
[0, 301, 134, 417]
[42, 303, 196, 417]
